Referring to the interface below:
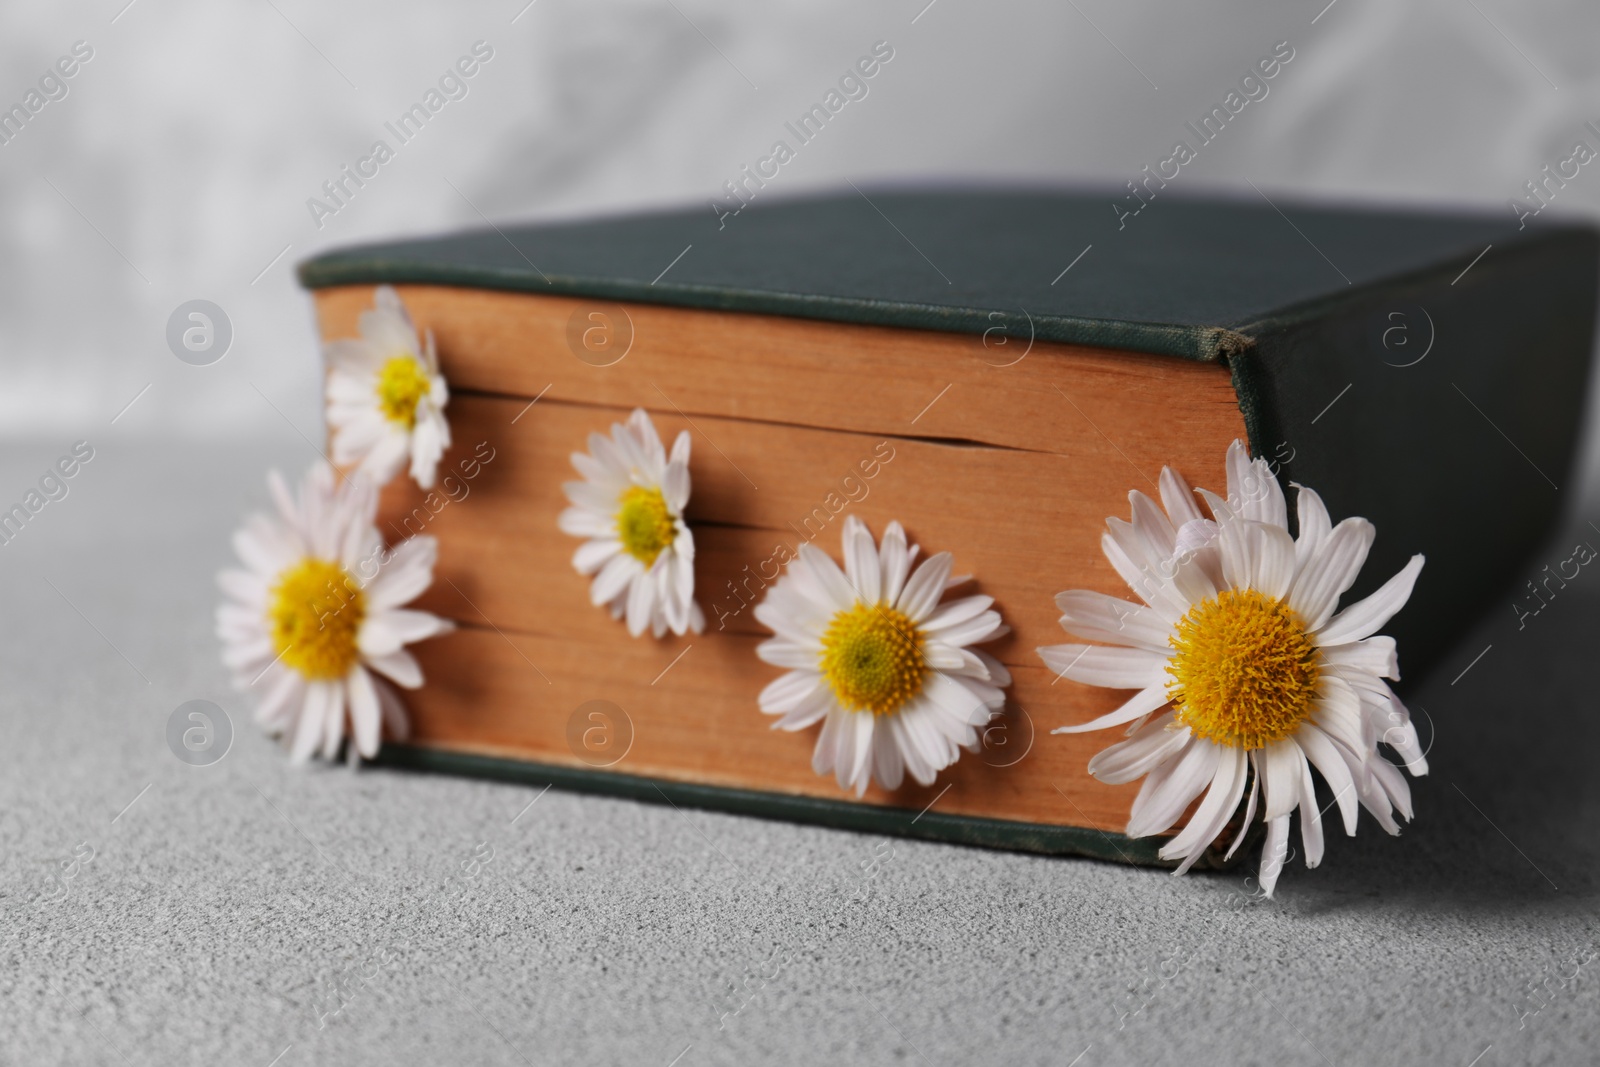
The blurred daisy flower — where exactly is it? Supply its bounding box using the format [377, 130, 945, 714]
[216, 463, 453, 763]
[326, 286, 451, 489]
[559, 408, 703, 638]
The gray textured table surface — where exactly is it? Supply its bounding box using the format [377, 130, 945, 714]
[2, 441, 1596, 1067]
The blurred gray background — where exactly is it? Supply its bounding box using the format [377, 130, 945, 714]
[5, 0, 1600, 492]
[5, 3, 1600, 1066]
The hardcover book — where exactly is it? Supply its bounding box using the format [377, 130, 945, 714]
[298, 188, 1598, 864]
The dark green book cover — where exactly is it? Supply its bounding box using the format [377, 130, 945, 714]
[301, 187, 1599, 681]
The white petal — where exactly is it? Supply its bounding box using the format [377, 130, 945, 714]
[1258, 814, 1291, 897]
[217, 605, 266, 641]
[364, 536, 438, 610]
[586, 430, 631, 481]
[922, 641, 966, 670]
[325, 338, 383, 375]
[811, 709, 841, 776]
[782, 552, 846, 617]
[233, 524, 289, 577]
[408, 414, 444, 490]
[841, 516, 882, 605]
[759, 669, 822, 714]
[590, 553, 640, 607]
[846, 712, 875, 796]
[573, 538, 622, 575]
[1051, 682, 1170, 735]
[753, 597, 824, 646]
[1101, 529, 1187, 620]
[659, 555, 692, 636]
[348, 665, 382, 758]
[756, 639, 820, 670]
[1295, 723, 1361, 836]
[1316, 554, 1424, 646]
[267, 469, 300, 529]
[255, 671, 305, 733]
[1217, 517, 1252, 593]
[1127, 738, 1218, 838]
[290, 682, 330, 764]
[923, 610, 1003, 650]
[898, 702, 953, 783]
[1038, 644, 1169, 690]
[1129, 490, 1177, 560]
[1224, 439, 1253, 512]
[1227, 442, 1286, 528]
[1321, 636, 1399, 681]
[873, 723, 905, 791]
[879, 522, 913, 605]
[1224, 519, 1296, 599]
[217, 568, 269, 606]
[775, 685, 834, 731]
[1053, 590, 1173, 652]
[923, 594, 995, 636]
[797, 543, 857, 612]
[968, 648, 1011, 687]
[1086, 712, 1190, 784]
[1287, 517, 1375, 631]
[1372, 689, 1428, 775]
[364, 649, 423, 689]
[1370, 757, 1414, 821]
[1259, 739, 1307, 822]
[1311, 675, 1368, 755]
[320, 680, 348, 759]
[627, 408, 666, 473]
[920, 669, 989, 726]
[889, 713, 934, 785]
[1167, 540, 1222, 608]
[1197, 486, 1234, 527]
[357, 431, 410, 488]
[359, 608, 452, 657]
[1225, 762, 1261, 862]
[1292, 484, 1332, 572]
[661, 458, 690, 514]
[895, 551, 953, 623]
[372, 675, 411, 741]
[1164, 745, 1248, 874]
[946, 673, 1005, 718]
[569, 450, 618, 488]
[1159, 465, 1204, 527]
[565, 480, 621, 515]
[625, 567, 655, 636]
[1172, 518, 1220, 560]
[1297, 749, 1324, 868]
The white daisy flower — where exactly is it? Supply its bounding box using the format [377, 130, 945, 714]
[216, 463, 454, 764]
[1042, 440, 1426, 895]
[559, 408, 704, 638]
[326, 286, 452, 489]
[755, 516, 1012, 797]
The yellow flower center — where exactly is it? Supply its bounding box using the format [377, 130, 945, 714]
[819, 603, 926, 716]
[374, 355, 431, 429]
[268, 559, 365, 681]
[1166, 588, 1320, 749]
[616, 486, 676, 567]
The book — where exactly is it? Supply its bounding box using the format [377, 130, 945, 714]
[298, 188, 1598, 865]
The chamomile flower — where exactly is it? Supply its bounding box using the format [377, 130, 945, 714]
[326, 286, 452, 489]
[216, 463, 454, 764]
[559, 408, 704, 638]
[755, 516, 1011, 797]
[1042, 440, 1426, 895]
